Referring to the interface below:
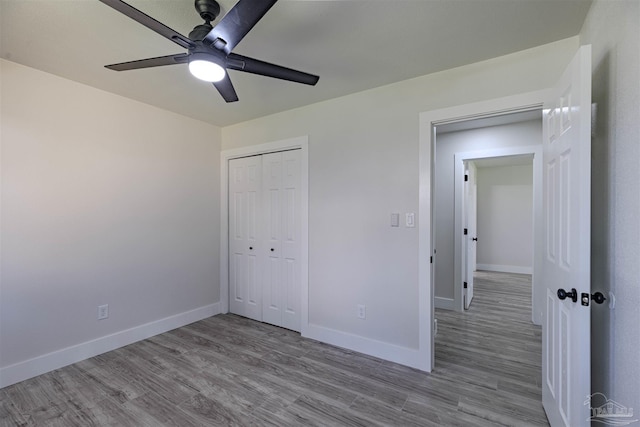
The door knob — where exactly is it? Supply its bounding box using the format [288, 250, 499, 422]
[557, 288, 578, 303]
[580, 291, 607, 306]
[472, 237, 478, 241]
[270, 248, 275, 252]
[591, 292, 607, 304]
[249, 246, 253, 250]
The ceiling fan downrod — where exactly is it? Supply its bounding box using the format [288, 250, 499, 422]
[194, 0, 220, 23]
[190, 0, 220, 40]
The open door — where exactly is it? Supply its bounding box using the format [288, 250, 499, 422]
[541, 45, 591, 426]
[463, 161, 477, 309]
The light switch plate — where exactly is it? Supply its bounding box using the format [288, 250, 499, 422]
[406, 213, 415, 228]
[391, 213, 400, 227]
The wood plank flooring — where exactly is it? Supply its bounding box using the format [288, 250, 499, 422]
[1, 271, 548, 426]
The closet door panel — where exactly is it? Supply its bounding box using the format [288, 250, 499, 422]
[262, 152, 283, 326]
[281, 150, 301, 331]
[228, 156, 262, 321]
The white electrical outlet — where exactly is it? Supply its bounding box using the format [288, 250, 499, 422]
[357, 304, 366, 319]
[98, 304, 109, 320]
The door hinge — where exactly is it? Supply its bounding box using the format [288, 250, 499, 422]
[464, 228, 468, 235]
[430, 256, 433, 264]
[464, 174, 469, 182]
[463, 282, 468, 289]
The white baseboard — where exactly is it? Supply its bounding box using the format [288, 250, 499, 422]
[476, 264, 532, 275]
[435, 296, 455, 310]
[303, 324, 428, 371]
[0, 303, 221, 388]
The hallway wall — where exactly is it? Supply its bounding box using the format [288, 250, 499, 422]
[476, 163, 533, 274]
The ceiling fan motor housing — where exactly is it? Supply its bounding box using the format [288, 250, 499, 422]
[189, 23, 214, 41]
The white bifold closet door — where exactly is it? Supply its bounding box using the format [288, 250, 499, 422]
[228, 150, 301, 332]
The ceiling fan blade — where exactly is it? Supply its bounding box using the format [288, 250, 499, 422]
[213, 74, 239, 103]
[105, 53, 189, 71]
[204, 0, 278, 54]
[227, 54, 319, 86]
[98, 0, 194, 49]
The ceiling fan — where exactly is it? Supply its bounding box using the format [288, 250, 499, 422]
[98, 0, 319, 102]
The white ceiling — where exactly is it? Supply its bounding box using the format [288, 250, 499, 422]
[0, 0, 592, 127]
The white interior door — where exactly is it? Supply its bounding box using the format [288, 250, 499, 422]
[262, 150, 302, 331]
[542, 45, 591, 427]
[228, 156, 263, 322]
[464, 161, 477, 310]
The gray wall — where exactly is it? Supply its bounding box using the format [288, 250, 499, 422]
[476, 164, 533, 273]
[222, 39, 572, 352]
[434, 121, 541, 301]
[579, 0, 640, 412]
[0, 60, 222, 373]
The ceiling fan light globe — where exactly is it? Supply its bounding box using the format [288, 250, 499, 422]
[189, 59, 225, 82]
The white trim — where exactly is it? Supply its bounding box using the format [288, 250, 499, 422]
[435, 297, 455, 310]
[418, 116, 435, 371]
[220, 137, 307, 160]
[0, 303, 220, 388]
[304, 324, 424, 369]
[477, 264, 533, 275]
[419, 90, 550, 369]
[219, 136, 309, 335]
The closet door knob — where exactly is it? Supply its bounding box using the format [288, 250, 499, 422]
[270, 248, 275, 252]
[249, 247, 253, 250]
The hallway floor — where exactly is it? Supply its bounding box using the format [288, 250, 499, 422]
[435, 270, 548, 425]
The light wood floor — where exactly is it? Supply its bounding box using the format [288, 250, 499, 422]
[1, 271, 548, 426]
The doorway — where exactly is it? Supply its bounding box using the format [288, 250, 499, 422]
[418, 90, 550, 371]
[463, 154, 536, 311]
[432, 112, 543, 321]
[421, 46, 593, 423]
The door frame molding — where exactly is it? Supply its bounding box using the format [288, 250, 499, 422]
[419, 90, 548, 369]
[220, 136, 309, 334]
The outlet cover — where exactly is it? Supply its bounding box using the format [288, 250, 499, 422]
[98, 304, 109, 320]
[357, 304, 366, 319]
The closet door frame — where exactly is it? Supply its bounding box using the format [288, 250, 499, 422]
[220, 136, 309, 335]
